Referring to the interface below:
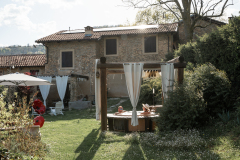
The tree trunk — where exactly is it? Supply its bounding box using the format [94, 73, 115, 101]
[182, 18, 193, 43]
[181, 0, 193, 43]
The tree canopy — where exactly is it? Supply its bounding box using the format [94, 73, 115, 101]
[135, 5, 179, 25]
[123, 0, 234, 42]
[175, 15, 240, 98]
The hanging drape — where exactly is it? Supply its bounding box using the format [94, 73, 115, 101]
[56, 76, 68, 109]
[37, 76, 52, 107]
[95, 59, 101, 120]
[161, 63, 174, 98]
[123, 63, 143, 126]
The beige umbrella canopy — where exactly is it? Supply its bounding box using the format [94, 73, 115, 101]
[0, 72, 53, 86]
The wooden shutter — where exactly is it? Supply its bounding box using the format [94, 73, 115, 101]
[106, 39, 117, 55]
[144, 36, 156, 53]
[62, 51, 73, 67]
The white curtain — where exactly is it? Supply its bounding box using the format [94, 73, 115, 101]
[37, 76, 52, 107]
[123, 63, 143, 126]
[161, 63, 174, 98]
[56, 76, 68, 109]
[95, 59, 101, 120]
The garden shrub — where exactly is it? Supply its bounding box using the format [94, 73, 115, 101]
[157, 81, 208, 131]
[139, 77, 162, 105]
[175, 42, 196, 65]
[175, 16, 240, 100]
[0, 87, 47, 158]
[157, 63, 231, 131]
[188, 63, 231, 116]
[164, 51, 175, 61]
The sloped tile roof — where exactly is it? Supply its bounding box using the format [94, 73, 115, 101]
[0, 54, 46, 67]
[36, 23, 178, 43]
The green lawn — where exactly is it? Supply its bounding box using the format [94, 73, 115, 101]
[40, 99, 240, 160]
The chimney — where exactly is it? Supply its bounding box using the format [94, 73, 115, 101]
[85, 26, 93, 37]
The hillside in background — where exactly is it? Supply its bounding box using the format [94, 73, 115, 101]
[0, 45, 45, 55]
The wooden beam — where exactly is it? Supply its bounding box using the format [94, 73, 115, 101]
[107, 70, 124, 75]
[98, 62, 186, 69]
[70, 74, 89, 80]
[100, 58, 107, 131]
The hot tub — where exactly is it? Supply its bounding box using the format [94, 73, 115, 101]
[107, 111, 159, 132]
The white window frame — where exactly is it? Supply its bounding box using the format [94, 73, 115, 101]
[60, 49, 75, 69]
[143, 34, 158, 54]
[104, 37, 119, 56]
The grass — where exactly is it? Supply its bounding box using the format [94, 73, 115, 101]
[39, 98, 240, 160]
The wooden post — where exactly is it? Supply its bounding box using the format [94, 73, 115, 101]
[177, 56, 184, 84]
[100, 57, 107, 131]
[177, 68, 184, 83]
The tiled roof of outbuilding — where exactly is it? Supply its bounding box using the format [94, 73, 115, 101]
[0, 54, 46, 67]
[35, 23, 178, 43]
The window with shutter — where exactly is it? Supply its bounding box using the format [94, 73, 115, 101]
[144, 35, 158, 54]
[62, 51, 73, 67]
[60, 50, 74, 69]
[105, 38, 118, 56]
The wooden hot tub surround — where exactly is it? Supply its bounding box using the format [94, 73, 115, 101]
[107, 111, 159, 132]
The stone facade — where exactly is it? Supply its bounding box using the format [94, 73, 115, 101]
[44, 33, 175, 99]
[97, 33, 174, 62]
[44, 41, 97, 102]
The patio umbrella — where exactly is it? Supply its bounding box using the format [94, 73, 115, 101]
[0, 72, 53, 86]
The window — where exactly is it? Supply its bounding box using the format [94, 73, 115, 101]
[105, 38, 118, 56]
[60, 50, 74, 69]
[144, 35, 158, 54]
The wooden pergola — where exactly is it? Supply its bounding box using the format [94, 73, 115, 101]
[97, 56, 186, 131]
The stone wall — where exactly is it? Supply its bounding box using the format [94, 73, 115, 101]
[98, 33, 173, 62]
[45, 41, 97, 76]
[45, 41, 97, 102]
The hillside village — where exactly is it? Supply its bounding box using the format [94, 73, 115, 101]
[0, 45, 45, 55]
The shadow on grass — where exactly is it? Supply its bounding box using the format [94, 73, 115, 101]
[74, 128, 101, 160]
[122, 143, 221, 160]
[74, 129, 125, 160]
[122, 144, 146, 160]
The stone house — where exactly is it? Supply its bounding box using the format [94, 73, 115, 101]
[35, 24, 179, 102]
[0, 19, 225, 108]
[35, 19, 225, 103]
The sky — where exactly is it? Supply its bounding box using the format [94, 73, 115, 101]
[0, 0, 239, 47]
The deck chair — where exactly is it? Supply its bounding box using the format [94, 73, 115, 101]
[49, 101, 64, 116]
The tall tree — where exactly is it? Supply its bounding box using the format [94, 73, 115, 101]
[123, 0, 234, 42]
[135, 5, 179, 25]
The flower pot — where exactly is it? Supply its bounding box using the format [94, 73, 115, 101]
[22, 125, 41, 139]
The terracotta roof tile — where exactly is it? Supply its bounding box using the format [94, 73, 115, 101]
[0, 54, 46, 67]
[36, 23, 178, 43]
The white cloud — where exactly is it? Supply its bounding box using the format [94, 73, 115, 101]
[0, 4, 31, 27]
[0, 4, 57, 34]
[13, 0, 82, 9]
